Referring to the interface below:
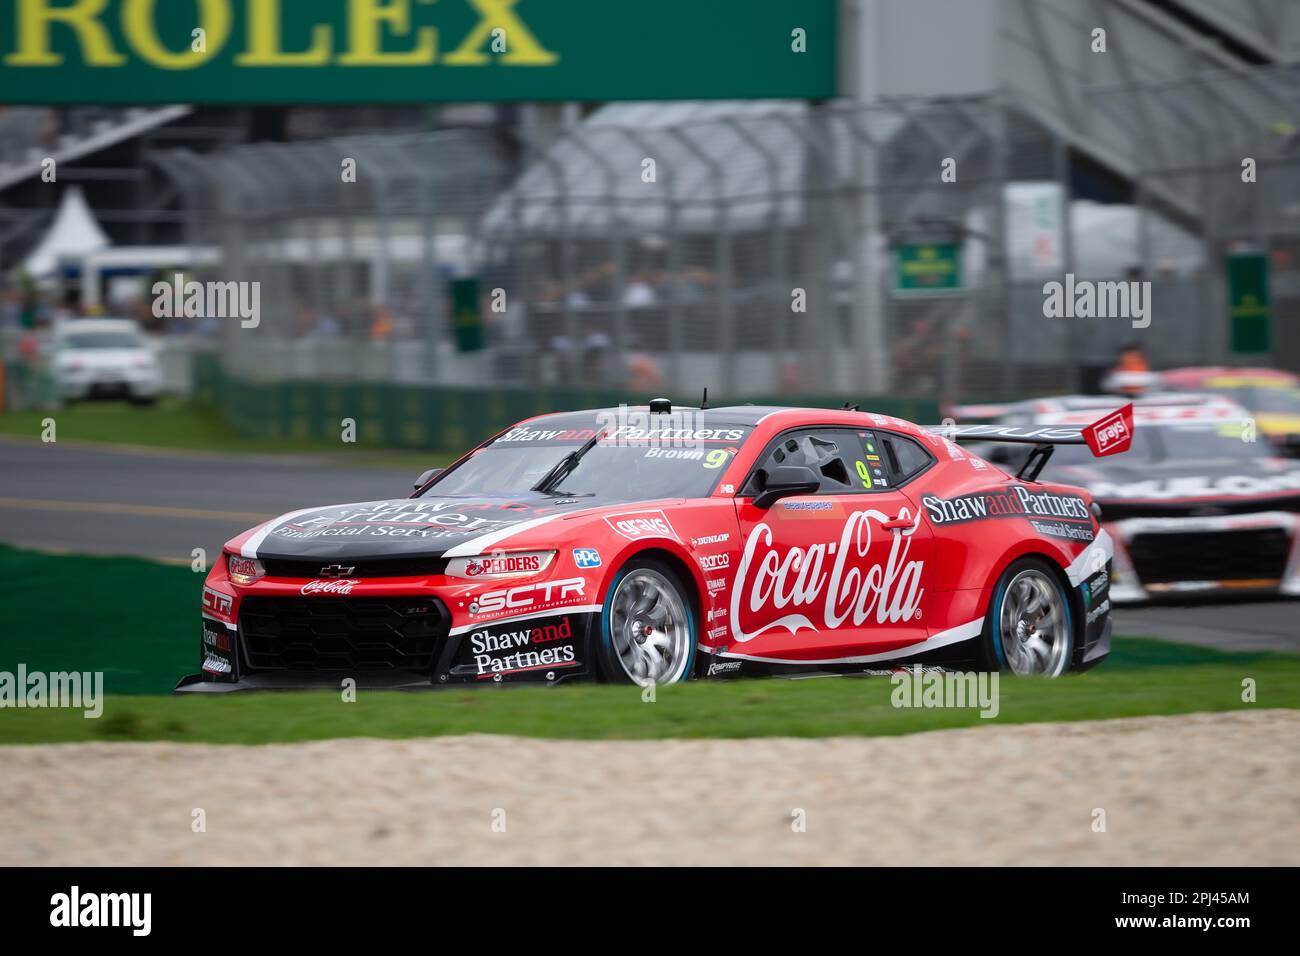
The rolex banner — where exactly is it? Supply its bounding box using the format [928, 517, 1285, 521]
[0, 0, 838, 103]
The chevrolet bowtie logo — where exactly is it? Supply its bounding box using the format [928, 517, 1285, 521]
[319, 564, 356, 578]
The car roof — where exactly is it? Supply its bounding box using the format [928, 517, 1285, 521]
[1016, 392, 1249, 426]
[1162, 366, 1299, 387]
[521, 404, 922, 431]
[56, 318, 141, 335]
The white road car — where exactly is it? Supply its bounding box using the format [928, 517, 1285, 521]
[53, 319, 162, 405]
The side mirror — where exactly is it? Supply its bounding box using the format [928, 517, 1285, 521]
[413, 467, 443, 491]
[752, 465, 821, 509]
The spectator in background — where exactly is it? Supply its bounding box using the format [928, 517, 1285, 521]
[369, 304, 394, 341]
[623, 272, 658, 308]
[581, 321, 612, 383]
[1109, 341, 1152, 396]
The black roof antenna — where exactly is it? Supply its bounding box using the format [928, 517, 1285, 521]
[841, 401, 861, 412]
[700, 387, 709, 410]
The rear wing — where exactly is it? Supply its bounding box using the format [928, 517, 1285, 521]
[927, 404, 1133, 481]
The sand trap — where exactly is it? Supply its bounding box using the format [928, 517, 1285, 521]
[2, 709, 1296, 866]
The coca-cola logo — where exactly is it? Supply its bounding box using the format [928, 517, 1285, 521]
[300, 579, 359, 596]
[730, 508, 925, 643]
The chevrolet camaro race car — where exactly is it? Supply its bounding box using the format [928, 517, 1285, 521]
[180, 402, 1125, 691]
[978, 393, 1300, 602]
[1160, 366, 1300, 457]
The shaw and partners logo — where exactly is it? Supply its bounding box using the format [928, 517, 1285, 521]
[729, 508, 925, 643]
[595, 405, 747, 451]
[0, 665, 102, 719]
[50, 886, 150, 937]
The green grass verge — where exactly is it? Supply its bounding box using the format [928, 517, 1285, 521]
[0, 641, 1293, 745]
[1, 544, 1294, 745]
[0, 399, 448, 468]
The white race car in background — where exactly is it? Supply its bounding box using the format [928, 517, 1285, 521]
[968, 393, 1300, 603]
[52, 319, 162, 405]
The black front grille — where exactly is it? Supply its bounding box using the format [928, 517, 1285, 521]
[1129, 528, 1291, 585]
[1102, 496, 1300, 521]
[239, 596, 450, 672]
[260, 557, 448, 578]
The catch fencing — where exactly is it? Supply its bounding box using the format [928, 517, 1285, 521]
[148, 86, 1300, 406]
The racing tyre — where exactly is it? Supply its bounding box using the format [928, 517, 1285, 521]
[596, 556, 696, 685]
[979, 557, 1074, 677]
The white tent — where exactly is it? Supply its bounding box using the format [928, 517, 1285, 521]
[20, 185, 111, 278]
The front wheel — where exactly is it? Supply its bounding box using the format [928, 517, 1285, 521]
[596, 556, 696, 685]
[979, 558, 1074, 677]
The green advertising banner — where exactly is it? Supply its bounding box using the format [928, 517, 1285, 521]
[0, 0, 838, 103]
[893, 242, 962, 295]
[450, 276, 483, 352]
[1227, 253, 1271, 354]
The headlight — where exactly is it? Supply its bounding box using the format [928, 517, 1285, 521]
[445, 550, 555, 580]
[227, 554, 265, 585]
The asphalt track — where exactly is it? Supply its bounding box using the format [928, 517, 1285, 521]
[2, 437, 1297, 654]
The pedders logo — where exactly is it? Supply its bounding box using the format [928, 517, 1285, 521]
[730, 509, 925, 643]
[464, 554, 542, 577]
[300, 579, 359, 596]
[604, 509, 678, 542]
[1084, 403, 1134, 457]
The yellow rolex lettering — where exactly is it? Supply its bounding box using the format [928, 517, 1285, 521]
[444, 0, 557, 66]
[5, 0, 125, 66]
[236, 0, 331, 66]
[338, 0, 437, 66]
[123, 0, 230, 69]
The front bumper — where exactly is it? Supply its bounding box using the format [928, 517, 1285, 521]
[57, 368, 161, 399]
[1105, 511, 1300, 602]
[188, 576, 597, 691]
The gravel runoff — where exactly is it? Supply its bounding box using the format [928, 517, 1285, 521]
[2, 710, 1296, 866]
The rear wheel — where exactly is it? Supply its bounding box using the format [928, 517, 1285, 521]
[597, 556, 695, 685]
[980, 558, 1073, 677]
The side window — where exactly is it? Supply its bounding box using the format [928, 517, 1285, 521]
[754, 429, 889, 494]
[880, 432, 934, 484]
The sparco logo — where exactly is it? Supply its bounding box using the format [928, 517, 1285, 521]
[700, 553, 730, 571]
[301, 579, 358, 596]
[730, 509, 925, 643]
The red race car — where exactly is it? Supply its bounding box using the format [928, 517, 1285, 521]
[180, 401, 1126, 691]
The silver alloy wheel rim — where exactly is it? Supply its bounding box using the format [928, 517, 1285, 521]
[999, 569, 1070, 677]
[609, 569, 691, 685]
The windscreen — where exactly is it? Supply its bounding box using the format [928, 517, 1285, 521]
[62, 331, 143, 350]
[1048, 420, 1270, 466]
[426, 412, 752, 501]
